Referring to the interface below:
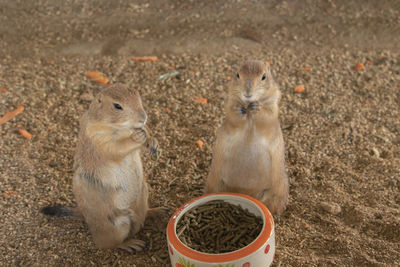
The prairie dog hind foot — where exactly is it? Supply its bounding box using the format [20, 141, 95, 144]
[118, 238, 147, 253]
[146, 207, 170, 219]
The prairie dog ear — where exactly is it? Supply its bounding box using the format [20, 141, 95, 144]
[127, 87, 140, 99]
[266, 64, 275, 81]
[264, 61, 271, 73]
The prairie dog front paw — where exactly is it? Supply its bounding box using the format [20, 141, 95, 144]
[132, 128, 147, 144]
[146, 137, 159, 155]
[248, 101, 260, 113]
[235, 103, 247, 115]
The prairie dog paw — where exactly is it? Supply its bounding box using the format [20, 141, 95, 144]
[248, 101, 260, 113]
[118, 239, 147, 253]
[132, 128, 147, 144]
[236, 104, 247, 115]
[146, 207, 170, 219]
[145, 137, 159, 155]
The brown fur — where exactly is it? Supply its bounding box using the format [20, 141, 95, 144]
[206, 60, 289, 215]
[72, 83, 166, 252]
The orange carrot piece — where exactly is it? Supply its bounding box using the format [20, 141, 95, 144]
[194, 97, 208, 104]
[0, 88, 7, 92]
[196, 140, 204, 149]
[304, 66, 310, 72]
[86, 71, 109, 85]
[8, 190, 18, 195]
[294, 84, 305, 93]
[354, 63, 364, 71]
[2, 193, 10, 198]
[226, 76, 231, 81]
[0, 105, 24, 125]
[131, 56, 158, 62]
[18, 129, 33, 139]
[164, 107, 170, 113]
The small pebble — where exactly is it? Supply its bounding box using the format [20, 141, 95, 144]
[320, 202, 342, 215]
[80, 92, 94, 101]
[371, 147, 380, 158]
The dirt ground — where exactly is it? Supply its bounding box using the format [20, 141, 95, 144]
[1, 0, 399, 266]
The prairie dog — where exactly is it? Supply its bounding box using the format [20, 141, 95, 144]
[206, 60, 289, 215]
[42, 84, 166, 252]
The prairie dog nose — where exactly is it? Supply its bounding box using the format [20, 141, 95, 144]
[244, 79, 252, 99]
[133, 112, 147, 128]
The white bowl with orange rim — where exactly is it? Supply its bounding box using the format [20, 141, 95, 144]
[166, 193, 275, 267]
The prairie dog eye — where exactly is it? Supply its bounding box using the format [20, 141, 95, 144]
[262, 73, 266, 80]
[113, 103, 123, 110]
[237, 73, 240, 79]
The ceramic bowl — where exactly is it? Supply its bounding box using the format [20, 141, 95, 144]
[167, 193, 275, 267]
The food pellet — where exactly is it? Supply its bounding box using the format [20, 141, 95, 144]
[176, 200, 263, 253]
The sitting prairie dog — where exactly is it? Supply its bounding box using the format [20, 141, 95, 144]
[41, 83, 166, 252]
[206, 60, 289, 215]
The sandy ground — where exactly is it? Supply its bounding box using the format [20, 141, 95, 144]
[0, 0, 399, 266]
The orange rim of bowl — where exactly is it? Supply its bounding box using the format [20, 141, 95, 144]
[167, 192, 273, 263]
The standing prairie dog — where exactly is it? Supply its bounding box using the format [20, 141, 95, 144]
[41, 83, 166, 252]
[206, 60, 289, 215]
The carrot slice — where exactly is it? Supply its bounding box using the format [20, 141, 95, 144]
[86, 71, 109, 85]
[196, 140, 204, 149]
[0, 105, 24, 125]
[294, 84, 305, 93]
[194, 97, 207, 104]
[131, 56, 158, 62]
[354, 63, 364, 71]
[18, 129, 33, 139]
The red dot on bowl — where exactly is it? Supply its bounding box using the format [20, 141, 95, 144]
[264, 244, 270, 254]
[242, 262, 250, 267]
[169, 245, 173, 255]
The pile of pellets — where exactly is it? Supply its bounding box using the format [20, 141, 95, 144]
[176, 200, 263, 253]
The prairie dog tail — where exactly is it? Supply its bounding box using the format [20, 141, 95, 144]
[41, 205, 78, 217]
